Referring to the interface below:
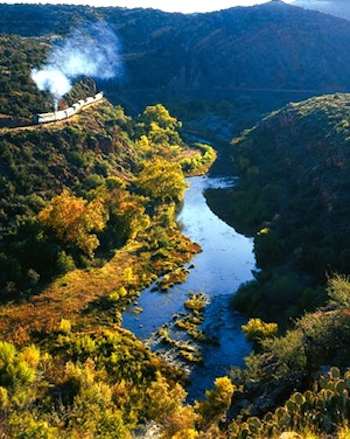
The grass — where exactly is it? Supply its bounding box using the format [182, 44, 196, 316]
[0, 228, 200, 345]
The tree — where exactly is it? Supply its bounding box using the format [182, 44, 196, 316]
[38, 190, 108, 257]
[196, 377, 235, 427]
[140, 104, 181, 131]
[137, 158, 186, 204]
[137, 104, 182, 147]
[108, 189, 150, 241]
[146, 373, 197, 437]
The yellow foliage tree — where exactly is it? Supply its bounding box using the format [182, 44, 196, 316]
[146, 373, 198, 438]
[141, 104, 181, 131]
[196, 377, 235, 427]
[138, 104, 183, 148]
[38, 190, 108, 257]
[137, 158, 186, 204]
[107, 189, 151, 241]
[242, 318, 278, 343]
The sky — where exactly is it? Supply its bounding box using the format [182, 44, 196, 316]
[1, 0, 295, 13]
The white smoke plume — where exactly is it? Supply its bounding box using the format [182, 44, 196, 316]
[31, 22, 122, 109]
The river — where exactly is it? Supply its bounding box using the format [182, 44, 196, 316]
[123, 175, 256, 400]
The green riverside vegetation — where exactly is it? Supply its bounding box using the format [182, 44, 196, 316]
[3, 13, 350, 438]
[207, 94, 350, 321]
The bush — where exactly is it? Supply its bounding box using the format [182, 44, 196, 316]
[327, 274, 350, 308]
[56, 250, 76, 274]
[58, 319, 72, 334]
[196, 377, 235, 427]
[242, 318, 278, 343]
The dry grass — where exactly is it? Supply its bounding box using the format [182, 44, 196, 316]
[0, 244, 138, 343]
[0, 229, 199, 345]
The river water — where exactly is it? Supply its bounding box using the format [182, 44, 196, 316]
[123, 175, 256, 400]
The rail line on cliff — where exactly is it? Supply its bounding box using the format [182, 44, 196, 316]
[0, 92, 105, 132]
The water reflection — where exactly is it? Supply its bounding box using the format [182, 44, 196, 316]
[123, 176, 256, 400]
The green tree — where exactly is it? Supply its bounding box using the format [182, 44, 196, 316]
[137, 104, 182, 146]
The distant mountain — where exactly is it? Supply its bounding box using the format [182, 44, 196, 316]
[293, 0, 350, 21]
[2, 1, 350, 141]
[1, 1, 350, 94]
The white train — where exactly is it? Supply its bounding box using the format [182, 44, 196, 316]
[34, 92, 104, 125]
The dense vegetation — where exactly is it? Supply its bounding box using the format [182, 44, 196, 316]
[206, 93, 350, 321]
[3, 3, 350, 437]
[1, 2, 350, 93]
[0, 98, 215, 298]
[0, 35, 52, 119]
[2, 1, 350, 142]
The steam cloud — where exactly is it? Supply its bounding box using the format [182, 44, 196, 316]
[31, 22, 122, 108]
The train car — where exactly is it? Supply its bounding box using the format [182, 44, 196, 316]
[34, 92, 104, 125]
[55, 110, 67, 121]
[35, 112, 57, 124]
[65, 108, 76, 118]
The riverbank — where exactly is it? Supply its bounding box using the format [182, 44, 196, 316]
[123, 175, 256, 400]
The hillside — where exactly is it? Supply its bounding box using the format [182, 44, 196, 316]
[4, 3, 350, 437]
[207, 93, 350, 320]
[1, 2, 350, 93]
[1, 2, 350, 129]
[0, 35, 51, 119]
[294, 0, 350, 21]
[0, 96, 215, 296]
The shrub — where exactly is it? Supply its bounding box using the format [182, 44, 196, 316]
[58, 319, 72, 334]
[56, 250, 76, 274]
[196, 377, 235, 427]
[242, 318, 278, 343]
[19, 346, 40, 368]
[327, 274, 350, 308]
[8, 414, 58, 439]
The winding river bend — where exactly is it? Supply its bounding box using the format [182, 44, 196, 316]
[123, 176, 256, 400]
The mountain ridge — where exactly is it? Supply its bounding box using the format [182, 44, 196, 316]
[1, 1, 350, 94]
